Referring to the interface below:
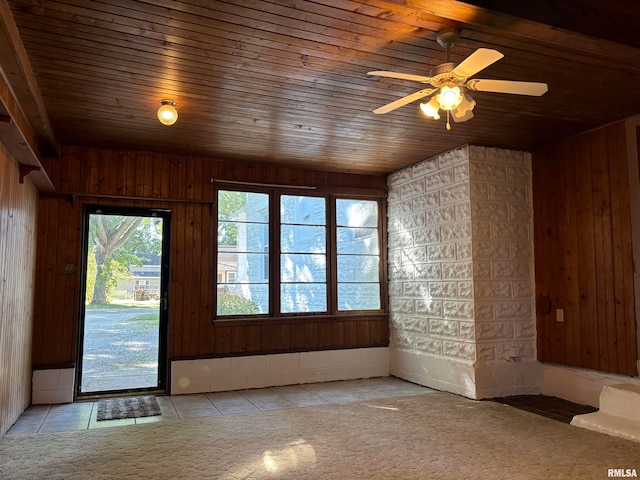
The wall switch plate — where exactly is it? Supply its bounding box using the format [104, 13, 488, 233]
[556, 309, 564, 322]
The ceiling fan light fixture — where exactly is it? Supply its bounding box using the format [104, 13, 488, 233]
[420, 97, 440, 119]
[437, 85, 463, 111]
[157, 100, 178, 125]
[456, 93, 476, 116]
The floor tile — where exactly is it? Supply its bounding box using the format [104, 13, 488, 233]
[277, 392, 329, 407]
[206, 391, 251, 407]
[45, 407, 93, 422]
[254, 401, 296, 412]
[135, 414, 172, 424]
[217, 403, 261, 415]
[22, 405, 51, 416]
[39, 419, 90, 433]
[177, 407, 222, 419]
[5, 416, 44, 435]
[7, 377, 442, 436]
[270, 385, 307, 394]
[318, 392, 362, 404]
[241, 389, 282, 402]
[169, 394, 214, 410]
[489, 394, 597, 424]
[89, 417, 136, 429]
[49, 402, 94, 414]
[341, 386, 389, 399]
[301, 384, 343, 395]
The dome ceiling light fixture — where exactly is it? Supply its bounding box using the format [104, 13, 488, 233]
[368, 28, 548, 130]
[157, 99, 178, 126]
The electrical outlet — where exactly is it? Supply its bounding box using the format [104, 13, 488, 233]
[556, 309, 564, 322]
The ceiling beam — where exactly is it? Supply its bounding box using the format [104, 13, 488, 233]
[0, 0, 57, 157]
[380, 0, 639, 63]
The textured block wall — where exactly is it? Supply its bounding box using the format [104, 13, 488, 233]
[388, 147, 475, 364]
[469, 146, 536, 366]
[388, 145, 539, 398]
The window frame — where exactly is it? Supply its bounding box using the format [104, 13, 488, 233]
[214, 186, 386, 321]
[334, 198, 382, 312]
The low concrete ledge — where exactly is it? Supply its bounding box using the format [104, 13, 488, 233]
[571, 384, 640, 443]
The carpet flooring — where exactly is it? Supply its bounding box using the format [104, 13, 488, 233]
[1, 392, 638, 479]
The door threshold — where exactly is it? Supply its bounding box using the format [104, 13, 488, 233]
[76, 388, 166, 401]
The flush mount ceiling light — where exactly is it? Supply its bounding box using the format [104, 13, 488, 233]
[157, 100, 178, 126]
[368, 28, 548, 130]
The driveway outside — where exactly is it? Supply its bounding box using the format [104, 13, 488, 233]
[80, 300, 160, 394]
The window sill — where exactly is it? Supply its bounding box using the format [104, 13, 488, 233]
[213, 311, 388, 326]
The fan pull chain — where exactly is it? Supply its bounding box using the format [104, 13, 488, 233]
[446, 111, 451, 130]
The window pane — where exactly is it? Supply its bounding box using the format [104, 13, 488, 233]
[281, 284, 327, 313]
[336, 198, 381, 312]
[218, 191, 269, 222]
[218, 253, 269, 283]
[219, 222, 268, 252]
[337, 227, 379, 254]
[337, 255, 379, 282]
[336, 199, 378, 227]
[281, 254, 326, 282]
[281, 195, 326, 225]
[280, 195, 327, 314]
[281, 225, 326, 253]
[217, 190, 269, 317]
[217, 284, 268, 315]
[338, 283, 381, 310]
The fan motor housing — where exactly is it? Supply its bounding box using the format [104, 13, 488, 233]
[430, 62, 455, 77]
[429, 62, 461, 86]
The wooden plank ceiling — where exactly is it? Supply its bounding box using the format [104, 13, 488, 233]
[6, 0, 640, 174]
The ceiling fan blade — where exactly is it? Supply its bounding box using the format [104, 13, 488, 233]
[368, 71, 432, 83]
[467, 79, 548, 96]
[452, 48, 503, 79]
[373, 88, 435, 114]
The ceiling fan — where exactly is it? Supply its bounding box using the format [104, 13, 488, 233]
[368, 29, 548, 130]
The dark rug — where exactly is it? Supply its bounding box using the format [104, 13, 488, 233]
[97, 396, 161, 421]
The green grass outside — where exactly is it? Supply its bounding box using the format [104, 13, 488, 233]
[117, 313, 159, 327]
[84, 302, 158, 310]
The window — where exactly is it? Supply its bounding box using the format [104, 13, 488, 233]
[336, 199, 381, 311]
[215, 189, 382, 318]
[280, 195, 327, 313]
[217, 190, 269, 316]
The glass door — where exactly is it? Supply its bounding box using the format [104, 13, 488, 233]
[77, 206, 170, 397]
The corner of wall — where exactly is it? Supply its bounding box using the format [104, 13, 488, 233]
[387, 145, 540, 399]
[390, 347, 477, 398]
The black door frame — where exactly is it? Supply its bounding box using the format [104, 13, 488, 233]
[76, 204, 171, 398]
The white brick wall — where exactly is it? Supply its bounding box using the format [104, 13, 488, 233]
[388, 146, 474, 372]
[469, 145, 536, 368]
[388, 145, 541, 399]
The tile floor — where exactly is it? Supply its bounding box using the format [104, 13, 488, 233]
[490, 394, 598, 423]
[6, 377, 437, 436]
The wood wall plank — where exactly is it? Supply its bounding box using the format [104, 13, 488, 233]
[561, 139, 581, 366]
[574, 135, 599, 370]
[533, 121, 638, 376]
[532, 145, 551, 361]
[32, 145, 388, 368]
[0, 142, 38, 437]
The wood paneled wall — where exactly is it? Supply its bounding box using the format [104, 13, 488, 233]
[0, 142, 38, 437]
[32, 146, 388, 368]
[533, 121, 638, 376]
